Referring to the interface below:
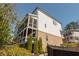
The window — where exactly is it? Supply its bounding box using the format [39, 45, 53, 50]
[21, 32, 23, 38]
[33, 30, 36, 37]
[45, 24, 47, 28]
[70, 37, 72, 39]
[23, 38, 25, 42]
[46, 35, 48, 41]
[34, 19, 37, 25]
[24, 29, 26, 37]
[19, 34, 20, 37]
[29, 17, 33, 27]
[20, 40, 21, 43]
[33, 19, 37, 28]
[60, 30, 62, 35]
[25, 19, 28, 25]
[53, 20, 57, 25]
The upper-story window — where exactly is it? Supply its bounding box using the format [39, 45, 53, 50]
[45, 24, 47, 28]
[25, 18, 28, 27]
[29, 17, 33, 27]
[53, 20, 57, 25]
[33, 19, 37, 28]
[60, 30, 63, 35]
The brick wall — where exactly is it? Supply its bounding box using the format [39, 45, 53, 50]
[38, 31, 63, 52]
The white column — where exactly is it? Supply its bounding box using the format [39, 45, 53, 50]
[25, 15, 30, 42]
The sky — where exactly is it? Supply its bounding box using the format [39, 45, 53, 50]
[15, 3, 79, 28]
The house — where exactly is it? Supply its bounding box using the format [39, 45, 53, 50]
[16, 7, 63, 52]
[64, 29, 79, 43]
[63, 22, 79, 43]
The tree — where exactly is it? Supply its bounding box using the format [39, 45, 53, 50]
[0, 4, 16, 47]
[33, 38, 38, 54]
[64, 22, 77, 31]
[27, 34, 32, 52]
[38, 37, 43, 54]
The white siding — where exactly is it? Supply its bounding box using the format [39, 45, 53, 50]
[73, 32, 79, 38]
[37, 10, 62, 37]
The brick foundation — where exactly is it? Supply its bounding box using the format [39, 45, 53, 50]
[38, 31, 63, 52]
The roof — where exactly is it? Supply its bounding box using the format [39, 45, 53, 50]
[32, 7, 62, 24]
[71, 29, 79, 32]
[48, 45, 79, 52]
[74, 29, 79, 32]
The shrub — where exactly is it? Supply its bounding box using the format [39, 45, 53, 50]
[0, 44, 32, 56]
[62, 42, 79, 47]
[27, 34, 32, 52]
[33, 38, 38, 54]
[38, 37, 43, 54]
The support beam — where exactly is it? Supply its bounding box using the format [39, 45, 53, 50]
[25, 15, 30, 42]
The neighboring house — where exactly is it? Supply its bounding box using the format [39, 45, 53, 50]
[16, 7, 63, 52]
[64, 29, 79, 43]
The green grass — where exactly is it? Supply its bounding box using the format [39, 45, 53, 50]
[62, 42, 79, 47]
